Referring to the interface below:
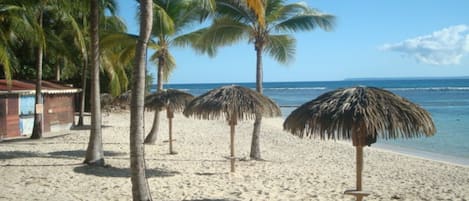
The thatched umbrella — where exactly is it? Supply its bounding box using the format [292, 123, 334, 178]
[183, 85, 281, 172]
[283, 86, 435, 201]
[145, 89, 194, 154]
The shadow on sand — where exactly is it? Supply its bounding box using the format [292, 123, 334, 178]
[71, 124, 112, 131]
[73, 165, 180, 178]
[0, 151, 45, 160]
[0, 150, 126, 161]
[48, 150, 127, 158]
[182, 199, 236, 201]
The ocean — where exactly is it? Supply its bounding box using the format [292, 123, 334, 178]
[156, 78, 469, 166]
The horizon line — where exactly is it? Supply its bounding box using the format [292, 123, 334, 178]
[161, 75, 469, 85]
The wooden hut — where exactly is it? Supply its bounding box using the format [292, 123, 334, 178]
[0, 80, 81, 140]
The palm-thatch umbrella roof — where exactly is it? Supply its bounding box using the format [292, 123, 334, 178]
[183, 85, 281, 121]
[145, 89, 194, 113]
[145, 89, 194, 154]
[113, 90, 132, 109]
[184, 85, 281, 172]
[283, 86, 435, 201]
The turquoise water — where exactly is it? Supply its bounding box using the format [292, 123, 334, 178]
[159, 78, 469, 164]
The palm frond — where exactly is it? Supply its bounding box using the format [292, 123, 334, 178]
[265, 34, 295, 64]
[196, 16, 250, 57]
[171, 28, 204, 48]
[102, 15, 127, 32]
[216, 0, 256, 25]
[246, 0, 265, 27]
[275, 8, 335, 32]
[0, 45, 12, 81]
[152, 3, 176, 36]
[163, 52, 176, 82]
[266, 1, 308, 23]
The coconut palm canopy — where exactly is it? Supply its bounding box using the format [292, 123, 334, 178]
[284, 86, 435, 143]
[183, 85, 281, 120]
[145, 89, 194, 112]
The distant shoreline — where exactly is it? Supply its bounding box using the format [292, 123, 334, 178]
[373, 143, 469, 167]
[161, 76, 469, 85]
[344, 76, 469, 81]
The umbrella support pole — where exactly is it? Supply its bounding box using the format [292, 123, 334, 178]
[230, 123, 235, 172]
[169, 117, 174, 154]
[168, 111, 176, 155]
[345, 146, 370, 201]
[229, 116, 237, 173]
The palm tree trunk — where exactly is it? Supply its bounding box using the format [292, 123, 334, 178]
[144, 53, 164, 144]
[130, 0, 153, 199]
[77, 14, 89, 127]
[144, 111, 160, 143]
[250, 42, 263, 159]
[31, 10, 44, 140]
[77, 58, 88, 126]
[84, 0, 104, 166]
[55, 62, 60, 81]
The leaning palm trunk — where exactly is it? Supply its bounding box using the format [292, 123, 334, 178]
[144, 58, 164, 144]
[130, 0, 153, 199]
[31, 10, 44, 139]
[77, 58, 87, 126]
[84, 0, 104, 166]
[250, 41, 264, 159]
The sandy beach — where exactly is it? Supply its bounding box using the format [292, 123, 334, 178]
[1, 111, 468, 201]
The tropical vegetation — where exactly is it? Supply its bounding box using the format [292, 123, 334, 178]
[0, 0, 336, 198]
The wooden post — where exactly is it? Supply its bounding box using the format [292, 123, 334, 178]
[345, 124, 370, 200]
[356, 146, 363, 201]
[167, 109, 175, 155]
[229, 115, 237, 172]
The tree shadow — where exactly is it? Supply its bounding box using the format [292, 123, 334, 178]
[0, 133, 74, 143]
[0, 150, 126, 161]
[0, 151, 42, 160]
[71, 125, 112, 130]
[0, 151, 83, 167]
[194, 172, 227, 176]
[182, 199, 236, 201]
[48, 150, 127, 158]
[73, 165, 180, 178]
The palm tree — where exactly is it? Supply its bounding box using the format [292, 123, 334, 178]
[130, 0, 153, 199]
[84, 0, 104, 166]
[28, 1, 47, 139]
[77, 0, 118, 126]
[198, 0, 335, 159]
[144, 0, 215, 144]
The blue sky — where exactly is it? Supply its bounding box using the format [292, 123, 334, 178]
[116, 0, 469, 84]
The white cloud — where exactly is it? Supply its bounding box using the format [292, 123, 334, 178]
[381, 25, 469, 65]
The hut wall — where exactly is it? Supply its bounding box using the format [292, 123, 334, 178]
[0, 95, 20, 138]
[19, 95, 35, 135]
[44, 94, 75, 132]
[0, 97, 6, 139]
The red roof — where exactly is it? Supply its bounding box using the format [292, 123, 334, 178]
[0, 80, 80, 94]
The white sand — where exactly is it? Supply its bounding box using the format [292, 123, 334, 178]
[1, 111, 468, 201]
